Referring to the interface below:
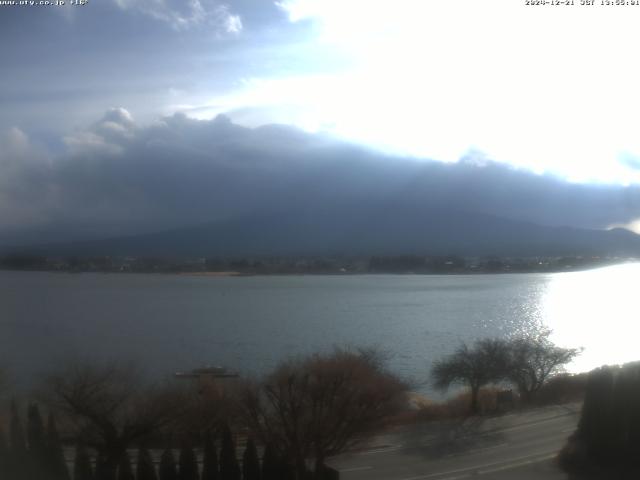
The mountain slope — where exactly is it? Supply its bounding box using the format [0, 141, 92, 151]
[14, 205, 640, 258]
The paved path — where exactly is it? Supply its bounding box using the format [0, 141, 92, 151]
[328, 404, 581, 480]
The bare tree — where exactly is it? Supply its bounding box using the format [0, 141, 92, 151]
[176, 379, 240, 441]
[506, 331, 580, 403]
[45, 362, 186, 480]
[241, 348, 407, 479]
[432, 338, 510, 414]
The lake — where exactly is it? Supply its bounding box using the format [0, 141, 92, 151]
[1, 264, 638, 393]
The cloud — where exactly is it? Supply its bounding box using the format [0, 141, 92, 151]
[1, 127, 30, 158]
[113, 0, 242, 32]
[63, 132, 124, 156]
[63, 108, 136, 155]
[252, 0, 640, 185]
[218, 4, 243, 33]
[2, 111, 640, 245]
[619, 153, 640, 172]
[0, 128, 54, 230]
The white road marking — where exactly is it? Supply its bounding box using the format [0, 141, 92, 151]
[359, 445, 403, 455]
[360, 423, 570, 457]
[445, 442, 509, 457]
[398, 450, 558, 480]
[423, 475, 471, 480]
[494, 413, 575, 433]
[477, 453, 556, 475]
[355, 410, 576, 457]
[339, 466, 373, 472]
[414, 426, 568, 453]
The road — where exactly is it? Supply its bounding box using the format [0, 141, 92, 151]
[328, 403, 581, 480]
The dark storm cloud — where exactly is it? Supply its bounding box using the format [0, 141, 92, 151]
[2, 110, 640, 246]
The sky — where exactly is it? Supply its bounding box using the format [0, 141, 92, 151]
[3, 0, 640, 241]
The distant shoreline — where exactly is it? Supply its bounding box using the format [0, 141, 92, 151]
[1, 262, 636, 277]
[2, 253, 635, 276]
[178, 271, 246, 277]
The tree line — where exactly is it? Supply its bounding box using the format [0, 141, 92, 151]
[0, 348, 401, 480]
[431, 331, 580, 413]
[0, 335, 578, 480]
[0, 404, 301, 480]
[560, 361, 640, 477]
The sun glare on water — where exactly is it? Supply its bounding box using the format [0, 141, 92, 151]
[542, 263, 640, 373]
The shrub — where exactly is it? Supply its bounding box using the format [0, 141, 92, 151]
[560, 362, 640, 477]
[242, 348, 407, 478]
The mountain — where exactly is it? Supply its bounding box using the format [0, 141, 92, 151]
[10, 203, 640, 258]
[4, 113, 640, 255]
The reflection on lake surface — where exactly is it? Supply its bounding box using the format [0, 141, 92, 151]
[542, 262, 640, 374]
[0, 263, 638, 393]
